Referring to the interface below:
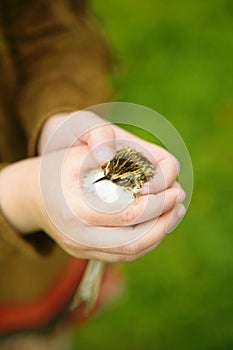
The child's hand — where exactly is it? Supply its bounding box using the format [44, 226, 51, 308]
[38, 111, 116, 163]
[38, 145, 186, 262]
[38, 111, 181, 196]
[0, 112, 186, 263]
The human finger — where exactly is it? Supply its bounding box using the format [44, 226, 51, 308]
[70, 203, 186, 262]
[172, 181, 182, 189]
[79, 187, 185, 227]
[71, 111, 116, 164]
[57, 202, 185, 262]
[108, 203, 186, 260]
[141, 154, 180, 195]
[113, 125, 181, 193]
[113, 125, 169, 162]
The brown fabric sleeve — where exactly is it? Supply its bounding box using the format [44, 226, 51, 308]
[9, 1, 112, 156]
[0, 1, 112, 258]
[0, 163, 39, 262]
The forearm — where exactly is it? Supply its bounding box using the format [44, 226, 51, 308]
[10, 3, 111, 156]
[0, 157, 42, 234]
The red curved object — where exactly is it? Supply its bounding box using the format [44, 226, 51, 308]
[0, 258, 88, 334]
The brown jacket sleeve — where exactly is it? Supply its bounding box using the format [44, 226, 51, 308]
[9, 0, 112, 155]
[0, 0, 111, 258]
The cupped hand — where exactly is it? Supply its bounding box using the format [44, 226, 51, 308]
[38, 111, 181, 197]
[39, 145, 186, 263]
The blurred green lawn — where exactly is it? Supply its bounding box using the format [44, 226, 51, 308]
[72, 1, 233, 349]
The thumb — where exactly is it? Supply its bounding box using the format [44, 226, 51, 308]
[74, 111, 116, 165]
[85, 124, 116, 164]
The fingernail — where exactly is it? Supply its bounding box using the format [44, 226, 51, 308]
[177, 190, 186, 203]
[95, 147, 115, 163]
[177, 205, 186, 219]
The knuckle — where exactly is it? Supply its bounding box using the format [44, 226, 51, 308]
[120, 207, 137, 226]
[124, 254, 138, 262]
[102, 123, 115, 136]
[94, 123, 114, 139]
[114, 255, 130, 263]
[123, 242, 142, 258]
[171, 155, 180, 174]
[77, 207, 97, 226]
[85, 211, 99, 226]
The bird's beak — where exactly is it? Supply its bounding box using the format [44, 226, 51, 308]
[93, 176, 108, 184]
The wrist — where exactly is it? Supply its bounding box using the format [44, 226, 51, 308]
[0, 157, 43, 234]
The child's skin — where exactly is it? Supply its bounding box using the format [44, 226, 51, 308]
[0, 112, 186, 263]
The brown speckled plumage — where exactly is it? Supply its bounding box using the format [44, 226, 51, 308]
[94, 148, 155, 196]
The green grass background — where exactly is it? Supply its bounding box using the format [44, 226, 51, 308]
[72, 1, 233, 349]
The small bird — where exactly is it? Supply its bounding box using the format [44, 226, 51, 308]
[93, 147, 155, 198]
[70, 148, 155, 314]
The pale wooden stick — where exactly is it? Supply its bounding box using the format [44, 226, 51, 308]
[70, 260, 105, 315]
